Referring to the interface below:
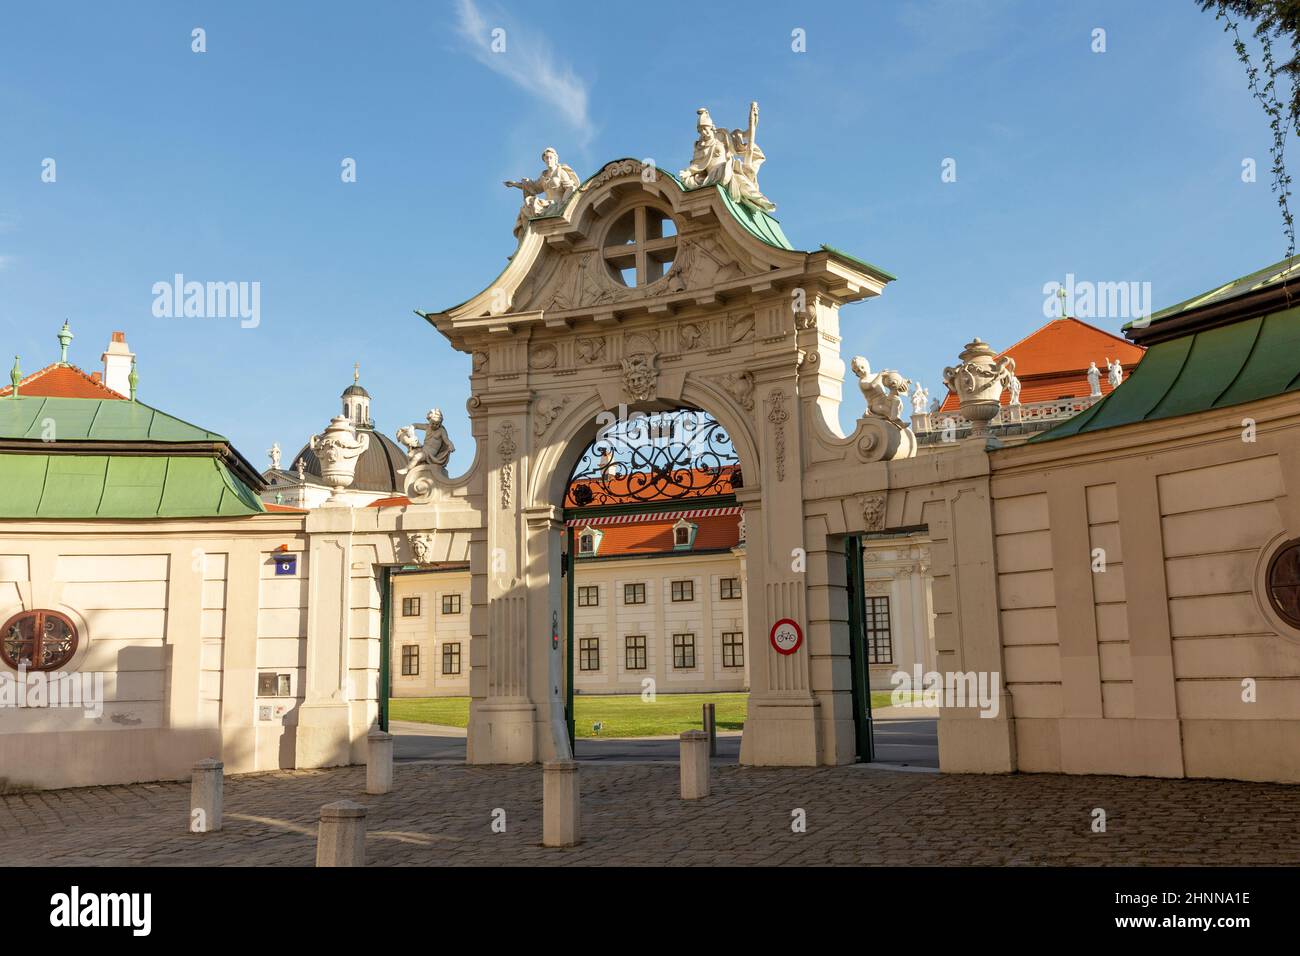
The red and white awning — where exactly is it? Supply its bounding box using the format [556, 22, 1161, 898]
[566, 505, 742, 527]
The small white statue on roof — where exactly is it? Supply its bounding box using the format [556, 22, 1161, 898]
[1106, 357, 1124, 388]
[268, 442, 282, 471]
[1007, 362, 1022, 406]
[1087, 361, 1102, 397]
[910, 382, 930, 418]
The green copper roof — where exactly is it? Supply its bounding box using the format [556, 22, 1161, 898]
[0, 396, 266, 518]
[1033, 301, 1300, 442]
[713, 183, 794, 250]
[1128, 255, 1300, 331]
[0, 396, 227, 442]
[0, 454, 266, 518]
[819, 244, 898, 282]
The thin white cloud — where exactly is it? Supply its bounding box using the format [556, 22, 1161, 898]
[454, 0, 593, 146]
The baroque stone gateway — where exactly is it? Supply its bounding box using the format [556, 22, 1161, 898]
[3, 107, 1300, 790]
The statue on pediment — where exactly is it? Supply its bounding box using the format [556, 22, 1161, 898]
[679, 102, 775, 212]
[505, 147, 581, 219]
[680, 107, 731, 190]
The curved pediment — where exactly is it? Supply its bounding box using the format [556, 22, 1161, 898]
[430, 159, 811, 331]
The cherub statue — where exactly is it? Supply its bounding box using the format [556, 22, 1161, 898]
[397, 408, 455, 475]
[850, 356, 911, 425]
[505, 147, 580, 219]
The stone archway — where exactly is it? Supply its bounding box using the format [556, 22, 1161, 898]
[542, 394, 752, 759]
[415, 155, 898, 767]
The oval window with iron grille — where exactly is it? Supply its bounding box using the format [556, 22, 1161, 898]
[1266, 539, 1300, 630]
[1, 609, 78, 671]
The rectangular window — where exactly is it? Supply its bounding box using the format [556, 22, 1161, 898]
[865, 595, 893, 665]
[441, 593, 462, 614]
[577, 585, 599, 607]
[579, 637, 600, 672]
[670, 580, 694, 602]
[442, 642, 462, 675]
[401, 644, 420, 676]
[624, 583, 646, 605]
[672, 633, 696, 669]
[722, 631, 744, 668]
[401, 596, 421, 617]
[625, 635, 647, 670]
[720, 577, 741, 600]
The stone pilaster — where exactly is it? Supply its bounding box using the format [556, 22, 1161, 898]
[297, 505, 355, 769]
[467, 389, 538, 764]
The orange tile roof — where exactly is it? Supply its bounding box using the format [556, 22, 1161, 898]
[938, 317, 1146, 412]
[574, 513, 742, 558]
[0, 363, 126, 400]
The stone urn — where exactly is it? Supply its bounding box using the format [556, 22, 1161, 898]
[942, 338, 1014, 439]
[310, 415, 370, 501]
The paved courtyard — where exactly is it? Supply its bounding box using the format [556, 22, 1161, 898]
[2, 760, 1297, 866]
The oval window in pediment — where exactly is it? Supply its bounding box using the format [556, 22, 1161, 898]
[602, 206, 678, 288]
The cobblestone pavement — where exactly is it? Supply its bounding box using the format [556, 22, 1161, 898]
[1, 761, 1297, 866]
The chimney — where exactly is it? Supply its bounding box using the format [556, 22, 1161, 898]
[101, 331, 134, 398]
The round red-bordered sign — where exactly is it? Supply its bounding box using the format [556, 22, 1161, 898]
[769, 618, 802, 655]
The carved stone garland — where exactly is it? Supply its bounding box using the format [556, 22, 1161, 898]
[497, 422, 518, 509]
[767, 389, 790, 482]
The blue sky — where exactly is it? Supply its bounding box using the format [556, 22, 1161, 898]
[0, 0, 1287, 470]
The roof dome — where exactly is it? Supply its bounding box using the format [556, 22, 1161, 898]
[293, 425, 407, 493]
[342, 383, 370, 399]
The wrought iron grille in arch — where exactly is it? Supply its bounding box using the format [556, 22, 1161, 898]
[564, 408, 741, 508]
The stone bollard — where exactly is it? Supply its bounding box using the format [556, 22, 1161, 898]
[542, 760, 581, 847]
[366, 729, 393, 795]
[679, 730, 710, 799]
[189, 758, 223, 833]
[316, 800, 368, 867]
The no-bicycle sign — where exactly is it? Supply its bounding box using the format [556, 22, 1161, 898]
[770, 618, 802, 655]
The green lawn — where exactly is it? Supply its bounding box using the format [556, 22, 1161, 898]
[390, 693, 746, 739]
[390, 690, 918, 738]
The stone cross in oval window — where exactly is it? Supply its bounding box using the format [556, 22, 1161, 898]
[602, 205, 677, 287]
